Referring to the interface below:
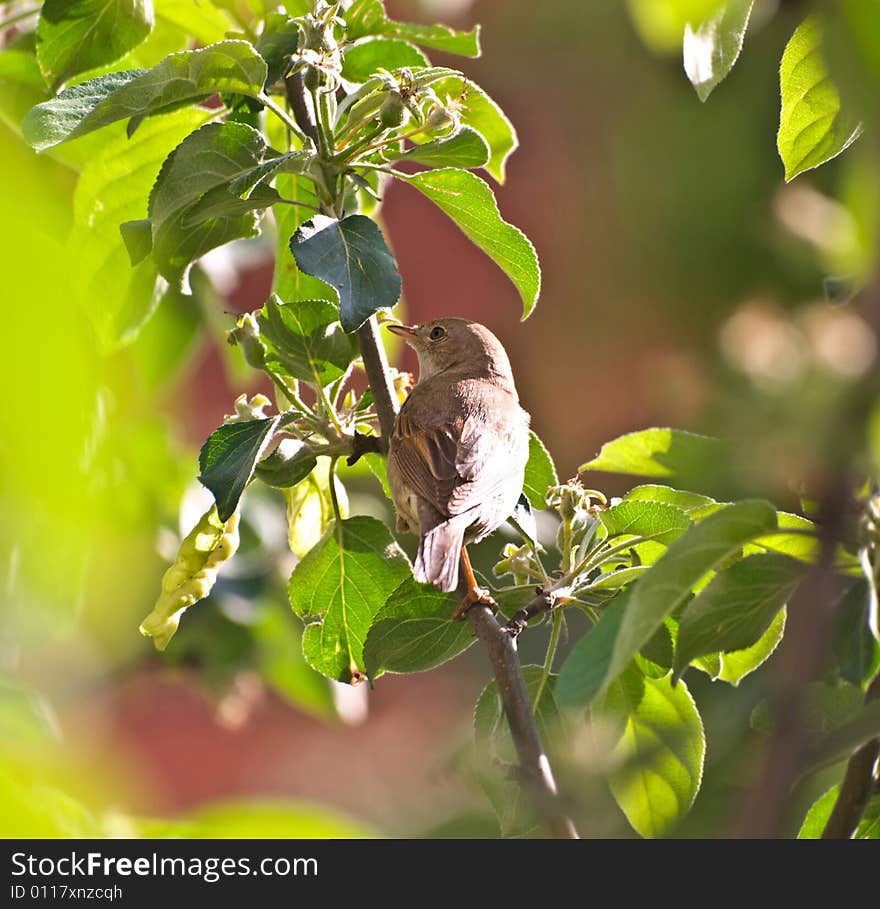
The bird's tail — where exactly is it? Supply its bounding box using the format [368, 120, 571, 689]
[415, 517, 468, 592]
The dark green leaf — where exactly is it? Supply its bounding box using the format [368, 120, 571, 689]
[228, 150, 312, 198]
[592, 662, 705, 838]
[256, 13, 301, 86]
[673, 553, 803, 683]
[148, 121, 271, 281]
[36, 0, 154, 88]
[833, 580, 880, 687]
[23, 40, 267, 151]
[683, 0, 754, 102]
[198, 417, 280, 521]
[402, 168, 540, 320]
[345, 0, 481, 57]
[600, 500, 691, 546]
[713, 608, 786, 685]
[290, 214, 401, 333]
[342, 38, 428, 83]
[396, 126, 489, 169]
[363, 578, 473, 678]
[581, 427, 723, 479]
[557, 500, 778, 707]
[181, 182, 282, 228]
[120, 219, 153, 266]
[801, 699, 880, 777]
[522, 430, 558, 509]
[259, 295, 357, 386]
[254, 439, 317, 489]
[778, 15, 862, 182]
[288, 516, 412, 682]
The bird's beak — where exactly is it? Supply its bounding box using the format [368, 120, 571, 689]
[386, 323, 417, 338]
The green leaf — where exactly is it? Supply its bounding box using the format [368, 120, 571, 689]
[798, 785, 880, 839]
[522, 430, 558, 509]
[72, 107, 208, 350]
[198, 417, 280, 522]
[254, 439, 317, 489]
[345, 0, 481, 58]
[36, 0, 154, 88]
[473, 665, 563, 835]
[148, 121, 271, 281]
[0, 49, 52, 131]
[627, 0, 726, 52]
[396, 126, 489, 169]
[750, 511, 818, 564]
[714, 608, 786, 685]
[801, 699, 880, 777]
[600, 500, 692, 546]
[429, 73, 516, 182]
[363, 578, 473, 678]
[258, 295, 357, 386]
[401, 168, 540, 320]
[623, 484, 717, 513]
[342, 38, 428, 83]
[290, 214, 401, 333]
[593, 663, 705, 838]
[153, 0, 234, 45]
[256, 13, 301, 86]
[23, 40, 267, 151]
[683, 0, 754, 102]
[273, 172, 333, 302]
[288, 516, 411, 682]
[833, 580, 880, 687]
[581, 427, 722, 479]
[120, 218, 153, 267]
[557, 500, 778, 708]
[283, 458, 346, 558]
[673, 553, 802, 683]
[778, 15, 862, 182]
[136, 799, 372, 838]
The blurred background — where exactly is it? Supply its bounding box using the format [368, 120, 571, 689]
[1, 0, 877, 837]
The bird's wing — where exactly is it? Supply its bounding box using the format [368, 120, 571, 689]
[391, 401, 521, 519]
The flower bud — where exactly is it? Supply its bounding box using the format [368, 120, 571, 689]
[224, 393, 272, 424]
[379, 92, 408, 129]
[139, 507, 240, 651]
[227, 312, 267, 371]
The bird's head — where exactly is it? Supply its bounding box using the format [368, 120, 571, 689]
[386, 318, 515, 385]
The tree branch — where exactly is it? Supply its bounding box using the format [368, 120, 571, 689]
[822, 670, 880, 838]
[283, 62, 576, 838]
[467, 603, 579, 839]
[356, 317, 399, 448]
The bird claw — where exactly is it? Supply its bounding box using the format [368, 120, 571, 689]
[452, 586, 498, 621]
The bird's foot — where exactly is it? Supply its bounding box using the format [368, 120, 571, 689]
[452, 586, 498, 622]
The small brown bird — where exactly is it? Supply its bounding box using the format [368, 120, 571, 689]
[386, 318, 530, 612]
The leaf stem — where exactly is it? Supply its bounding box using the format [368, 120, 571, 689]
[328, 456, 342, 523]
[260, 93, 310, 146]
[533, 607, 563, 715]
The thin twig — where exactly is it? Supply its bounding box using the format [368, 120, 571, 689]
[503, 587, 556, 637]
[822, 671, 880, 838]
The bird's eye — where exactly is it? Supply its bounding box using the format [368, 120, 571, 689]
[429, 326, 446, 341]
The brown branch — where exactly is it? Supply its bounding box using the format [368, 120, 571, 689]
[467, 603, 579, 839]
[503, 587, 556, 637]
[822, 671, 880, 838]
[356, 317, 399, 449]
